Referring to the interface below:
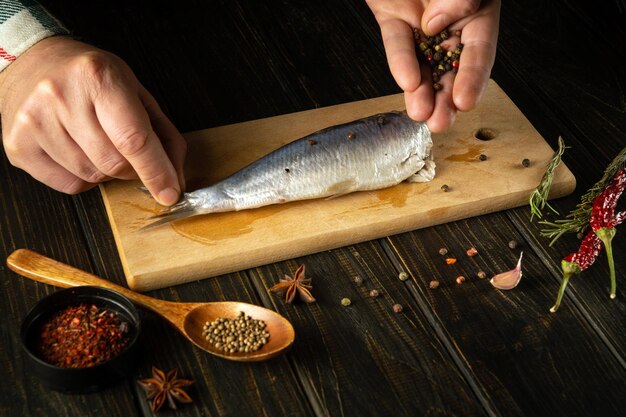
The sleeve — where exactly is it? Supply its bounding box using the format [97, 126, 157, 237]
[0, 0, 69, 72]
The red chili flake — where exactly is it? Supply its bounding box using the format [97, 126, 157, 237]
[466, 247, 478, 257]
[36, 304, 131, 368]
[445, 258, 457, 265]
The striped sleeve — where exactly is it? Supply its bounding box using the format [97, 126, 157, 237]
[0, 0, 69, 71]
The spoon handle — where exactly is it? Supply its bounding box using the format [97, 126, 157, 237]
[7, 248, 170, 312]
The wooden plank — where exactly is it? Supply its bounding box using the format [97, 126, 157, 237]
[101, 80, 576, 291]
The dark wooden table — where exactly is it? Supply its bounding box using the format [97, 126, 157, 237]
[2, 1, 625, 416]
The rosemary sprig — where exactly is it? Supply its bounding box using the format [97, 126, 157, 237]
[540, 146, 626, 246]
[529, 137, 567, 221]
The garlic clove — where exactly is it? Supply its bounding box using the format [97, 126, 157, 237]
[490, 251, 524, 290]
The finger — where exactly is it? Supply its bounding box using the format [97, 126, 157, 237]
[65, 103, 138, 180]
[452, 2, 500, 111]
[379, 18, 422, 92]
[426, 74, 457, 132]
[14, 107, 112, 184]
[422, 0, 482, 36]
[139, 87, 187, 191]
[404, 61, 436, 121]
[10, 143, 96, 194]
[95, 87, 181, 206]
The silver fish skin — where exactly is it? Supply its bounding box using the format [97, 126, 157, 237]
[144, 111, 434, 229]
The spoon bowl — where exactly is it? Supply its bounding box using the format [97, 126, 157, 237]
[7, 249, 295, 362]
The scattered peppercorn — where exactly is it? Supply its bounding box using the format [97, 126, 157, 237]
[441, 184, 450, 192]
[445, 257, 457, 265]
[522, 158, 531, 168]
[347, 132, 356, 140]
[456, 276, 466, 284]
[479, 154, 487, 161]
[477, 271, 487, 279]
[508, 240, 518, 249]
[353, 276, 363, 285]
[466, 247, 478, 257]
[392, 304, 403, 313]
[398, 272, 409, 281]
[341, 297, 352, 306]
[438, 247, 449, 256]
[369, 289, 380, 297]
[429, 280, 440, 289]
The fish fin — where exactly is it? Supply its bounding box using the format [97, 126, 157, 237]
[406, 159, 436, 183]
[324, 179, 358, 199]
[139, 200, 202, 231]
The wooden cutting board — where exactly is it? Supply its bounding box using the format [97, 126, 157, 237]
[101, 80, 576, 291]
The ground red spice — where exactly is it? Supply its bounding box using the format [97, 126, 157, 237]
[37, 304, 131, 368]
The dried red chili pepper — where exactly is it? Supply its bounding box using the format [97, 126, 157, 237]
[590, 169, 626, 300]
[551, 230, 603, 312]
[551, 169, 626, 312]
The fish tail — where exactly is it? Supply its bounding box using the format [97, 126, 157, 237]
[140, 198, 201, 231]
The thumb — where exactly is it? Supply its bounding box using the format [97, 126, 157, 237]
[421, 0, 481, 35]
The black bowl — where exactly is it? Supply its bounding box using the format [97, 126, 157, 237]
[20, 286, 142, 393]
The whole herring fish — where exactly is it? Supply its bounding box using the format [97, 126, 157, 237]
[143, 111, 435, 229]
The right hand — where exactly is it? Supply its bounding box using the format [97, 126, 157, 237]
[0, 36, 187, 206]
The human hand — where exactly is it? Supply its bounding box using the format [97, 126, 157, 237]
[365, 0, 501, 132]
[0, 36, 186, 205]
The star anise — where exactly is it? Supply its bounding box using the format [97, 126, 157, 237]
[137, 366, 194, 412]
[269, 264, 316, 303]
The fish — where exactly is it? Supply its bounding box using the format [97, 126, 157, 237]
[142, 110, 435, 229]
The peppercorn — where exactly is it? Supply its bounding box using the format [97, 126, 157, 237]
[369, 289, 380, 297]
[522, 158, 531, 167]
[429, 280, 440, 289]
[479, 154, 487, 161]
[508, 240, 518, 249]
[353, 276, 363, 285]
[441, 184, 450, 192]
[438, 247, 449, 256]
[347, 132, 356, 140]
[456, 276, 466, 284]
[341, 298, 351, 306]
[413, 28, 464, 91]
[477, 271, 487, 279]
[392, 304, 403, 313]
[398, 272, 409, 281]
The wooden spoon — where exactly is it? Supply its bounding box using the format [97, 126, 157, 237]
[7, 248, 294, 362]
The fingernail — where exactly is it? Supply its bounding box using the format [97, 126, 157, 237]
[157, 187, 179, 206]
[427, 14, 449, 35]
